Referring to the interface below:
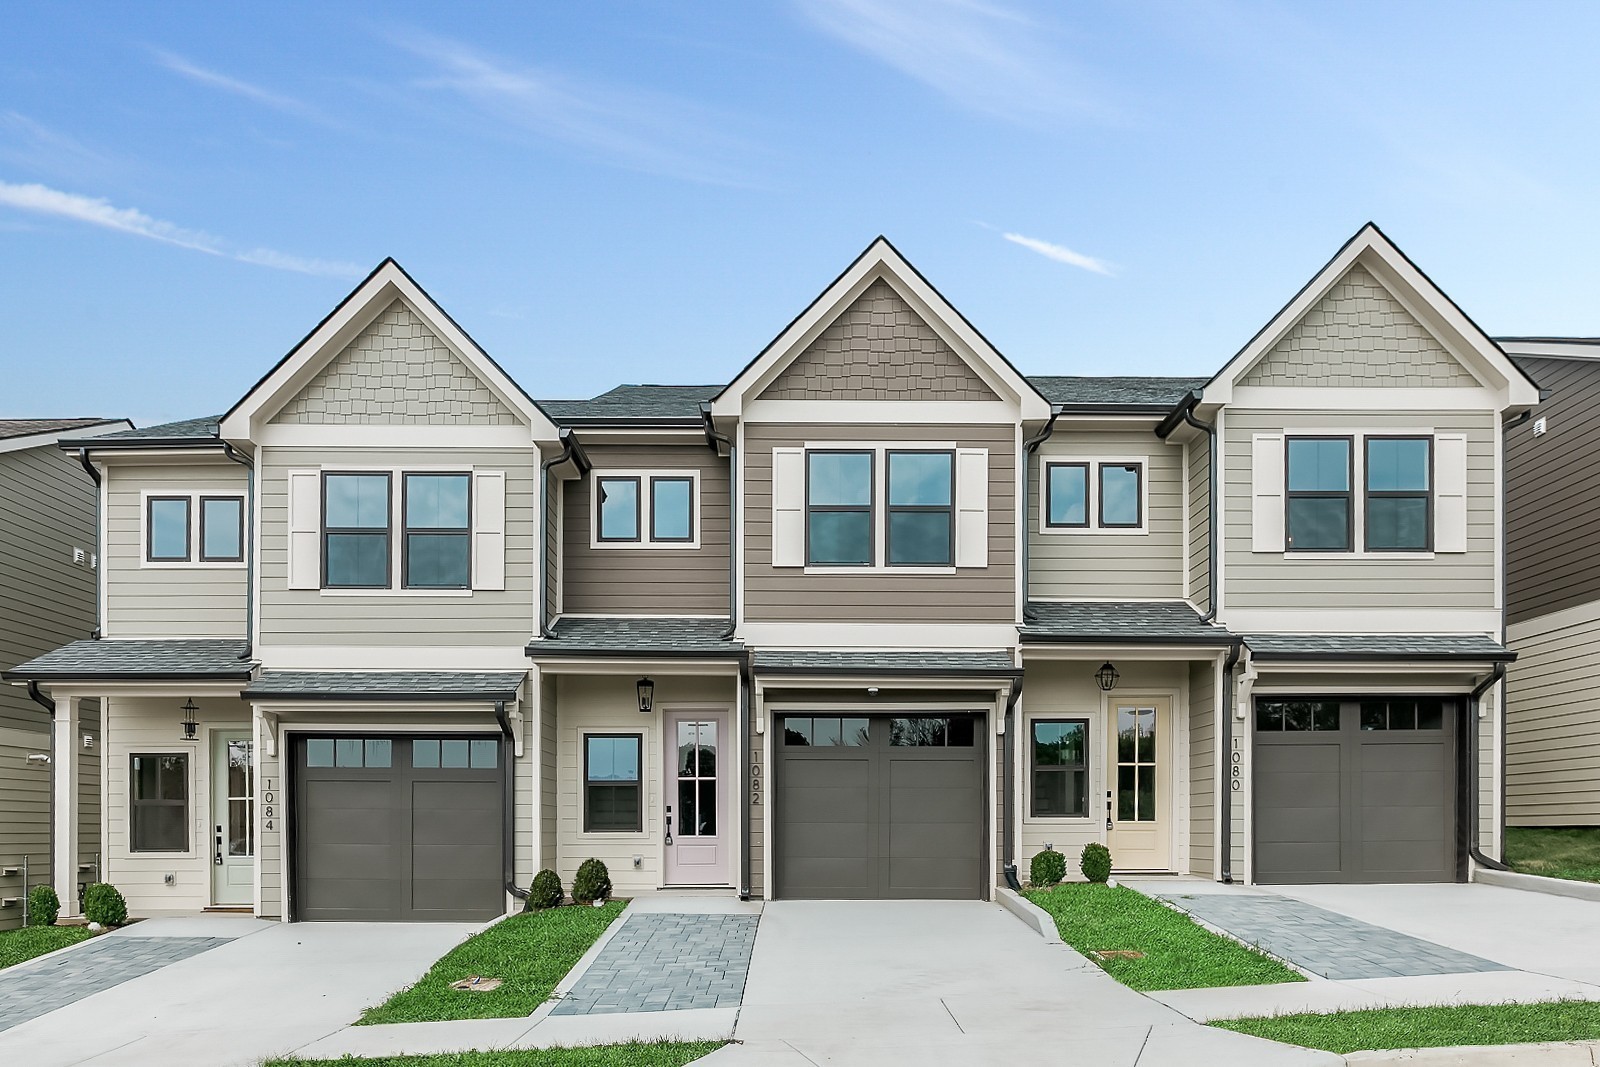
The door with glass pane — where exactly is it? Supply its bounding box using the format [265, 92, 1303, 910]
[664, 712, 726, 885]
[211, 730, 254, 906]
[1106, 698, 1172, 871]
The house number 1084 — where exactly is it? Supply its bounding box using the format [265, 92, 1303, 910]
[263, 777, 276, 831]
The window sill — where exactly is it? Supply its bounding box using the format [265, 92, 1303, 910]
[578, 830, 648, 838]
[801, 565, 959, 576]
[589, 541, 702, 551]
[140, 561, 247, 570]
[1037, 526, 1149, 537]
[317, 588, 475, 597]
[1279, 551, 1436, 561]
[1025, 815, 1096, 823]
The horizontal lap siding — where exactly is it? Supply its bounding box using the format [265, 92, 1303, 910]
[1028, 430, 1184, 600]
[562, 445, 731, 616]
[0, 726, 51, 930]
[257, 720, 282, 919]
[258, 447, 536, 646]
[540, 675, 557, 873]
[1223, 410, 1497, 609]
[1188, 438, 1211, 613]
[1507, 600, 1600, 825]
[1188, 660, 1216, 878]
[744, 423, 1015, 622]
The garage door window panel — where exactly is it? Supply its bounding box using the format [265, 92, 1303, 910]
[1031, 719, 1088, 818]
[1361, 699, 1445, 731]
[130, 753, 188, 852]
[891, 716, 975, 747]
[585, 734, 643, 832]
[1365, 437, 1431, 552]
[1286, 437, 1353, 552]
[782, 716, 869, 747]
[1256, 700, 1339, 732]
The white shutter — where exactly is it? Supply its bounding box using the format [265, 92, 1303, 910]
[1434, 434, 1468, 553]
[1251, 434, 1285, 553]
[955, 448, 989, 568]
[771, 448, 805, 567]
[472, 469, 507, 589]
[287, 469, 321, 589]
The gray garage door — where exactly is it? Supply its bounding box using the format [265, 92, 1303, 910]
[293, 735, 503, 921]
[774, 713, 985, 899]
[1254, 698, 1457, 884]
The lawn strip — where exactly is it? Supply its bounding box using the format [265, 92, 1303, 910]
[359, 901, 627, 1024]
[1505, 827, 1600, 883]
[1023, 883, 1303, 991]
[1214, 1000, 1600, 1054]
[266, 1041, 725, 1067]
[0, 925, 94, 969]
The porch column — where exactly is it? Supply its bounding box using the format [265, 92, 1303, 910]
[52, 690, 80, 918]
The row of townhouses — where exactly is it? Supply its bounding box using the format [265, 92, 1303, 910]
[2, 224, 1551, 923]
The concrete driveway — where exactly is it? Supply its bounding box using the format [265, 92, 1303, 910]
[0, 915, 478, 1067]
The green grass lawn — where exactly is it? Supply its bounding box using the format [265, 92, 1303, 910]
[358, 902, 627, 1025]
[266, 1042, 725, 1067]
[1215, 1000, 1600, 1054]
[1023, 883, 1304, 992]
[1505, 827, 1600, 883]
[0, 925, 94, 969]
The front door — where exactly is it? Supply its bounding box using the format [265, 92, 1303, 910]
[211, 730, 254, 906]
[1106, 697, 1172, 871]
[664, 712, 726, 885]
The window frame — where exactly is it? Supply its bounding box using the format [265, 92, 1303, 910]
[594, 475, 643, 544]
[1043, 461, 1090, 530]
[582, 732, 644, 834]
[145, 495, 192, 563]
[649, 475, 696, 544]
[129, 752, 190, 854]
[321, 471, 394, 590]
[884, 448, 955, 568]
[198, 495, 245, 563]
[1284, 435, 1355, 553]
[1037, 457, 1148, 535]
[1029, 718, 1091, 819]
[400, 471, 472, 590]
[805, 448, 876, 568]
[589, 470, 701, 549]
[1363, 435, 1433, 553]
[1097, 462, 1144, 530]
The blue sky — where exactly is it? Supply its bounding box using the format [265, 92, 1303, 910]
[3, 2, 1598, 426]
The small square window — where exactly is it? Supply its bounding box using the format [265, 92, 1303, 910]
[364, 739, 392, 768]
[199, 497, 243, 562]
[1099, 464, 1142, 528]
[650, 478, 694, 542]
[1045, 463, 1088, 528]
[440, 739, 471, 768]
[597, 477, 641, 542]
[412, 739, 440, 768]
[147, 497, 191, 561]
[470, 739, 498, 768]
[306, 739, 334, 767]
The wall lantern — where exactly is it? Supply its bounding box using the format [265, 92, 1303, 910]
[179, 698, 200, 741]
[636, 678, 655, 715]
[1095, 662, 1120, 692]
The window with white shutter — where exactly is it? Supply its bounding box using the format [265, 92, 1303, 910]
[1433, 434, 1468, 553]
[287, 469, 321, 589]
[954, 448, 988, 568]
[771, 447, 805, 567]
[471, 469, 507, 589]
[1251, 434, 1285, 553]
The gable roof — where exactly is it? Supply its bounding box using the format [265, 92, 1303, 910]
[538, 385, 722, 427]
[710, 236, 1051, 420]
[220, 259, 558, 441]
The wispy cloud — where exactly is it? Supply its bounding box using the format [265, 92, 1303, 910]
[389, 32, 758, 186]
[796, 0, 1112, 124]
[0, 180, 361, 277]
[153, 50, 333, 124]
[0, 112, 115, 179]
[1002, 231, 1112, 275]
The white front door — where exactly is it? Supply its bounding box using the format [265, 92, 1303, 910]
[664, 712, 727, 886]
[211, 731, 254, 906]
[1106, 698, 1172, 872]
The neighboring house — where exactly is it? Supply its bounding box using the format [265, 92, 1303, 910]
[2, 223, 1539, 923]
[0, 417, 131, 928]
[1501, 338, 1600, 828]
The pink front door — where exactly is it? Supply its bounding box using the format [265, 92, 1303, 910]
[664, 712, 727, 885]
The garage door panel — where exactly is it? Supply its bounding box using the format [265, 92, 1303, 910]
[301, 876, 404, 912]
[889, 787, 979, 823]
[1360, 772, 1445, 808]
[1255, 840, 1343, 880]
[782, 857, 873, 897]
[1255, 804, 1340, 843]
[1257, 745, 1342, 774]
[1362, 840, 1450, 876]
[887, 857, 979, 892]
[779, 819, 870, 857]
[1361, 742, 1447, 771]
[785, 785, 873, 822]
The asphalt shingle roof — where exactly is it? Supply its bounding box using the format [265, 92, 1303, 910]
[538, 386, 721, 426]
[754, 650, 1018, 675]
[0, 418, 119, 441]
[1021, 601, 1235, 644]
[68, 416, 222, 445]
[530, 617, 742, 657]
[245, 670, 527, 701]
[2, 639, 253, 680]
[1026, 376, 1206, 410]
[1242, 633, 1515, 662]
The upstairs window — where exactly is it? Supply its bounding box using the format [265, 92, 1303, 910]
[886, 450, 954, 566]
[1098, 463, 1142, 528]
[403, 473, 470, 588]
[596, 476, 641, 542]
[806, 450, 874, 565]
[1040, 459, 1145, 533]
[323, 472, 391, 588]
[199, 496, 244, 563]
[1286, 437, 1352, 552]
[1365, 437, 1431, 551]
[650, 477, 694, 542]
[593, 472, 700, 547]
[146, 497, 191, 561]
[1045, 462, 1088, 528]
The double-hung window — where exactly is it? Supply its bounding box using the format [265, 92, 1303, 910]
[403, 473, 470, 588]
[1365, 437, 1431, 551]
[806, 450, 874, 565]
[1030, 719, 1088, 817]
[323, 472, 391, 588]
[130, 753, 188, 852]
[584, 734, 642, 832]
[1285, 437, 1352, 552]
[146, 497, 191, 561]
[886, 450, 954, 566]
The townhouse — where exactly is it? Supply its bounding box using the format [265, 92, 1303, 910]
[4, 223, 1538, 921]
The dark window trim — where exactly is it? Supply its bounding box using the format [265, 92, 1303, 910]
[1043, 461, 1090, 529]
[1253, 695, 1461, 732]
[401, 471, 472, 590]
[649, 475, 696, 543]
[582, 731, 643, 833]
[1285, 435, 1354, 553]
[146, 495, 192, 562]
[885, 449, 955, 567]
[595, 475, 643, 544]
[1097, 462, 1144, 529]
[1363, 435, 1434, 553]
[321, 471, 393, 589]
[1029, 717, 1090, 819]
[197, 495, 245, 563]
[805, 448, 876, 567]
[129, 751, 189, 853]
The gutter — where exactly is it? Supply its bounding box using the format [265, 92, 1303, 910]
[1001, 673, 1023, 891]
[1467, 663, 1512, 874]
[1020, 406, 1063, 623]
[701, 406, 738, 641]
[26, 681, 55, 715]
[494, 700, 530, 902]
[737, 652, 752, 901]
[1218, 639, 1243, 884]
[219, 443, 256, 660]
[1156, 392, 1218, 623]
[538, 430, 591, 639]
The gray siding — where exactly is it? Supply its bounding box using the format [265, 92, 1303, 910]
[539, 673, 557, 874]
[1222, 410, 1498, 610]
[1188, 659, 1215, 878]
[1027, 430, 1184, 601]
[561, 445, 731, 617]
[1506, 601, 1600, 826]
[258, 447, 536, 647]
[743, 422, 1016, 623]
[0, 725, 50, 930]
[749, 695, 765, 899]
[1187, 437, 1211, 613]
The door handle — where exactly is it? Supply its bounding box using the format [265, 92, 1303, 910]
[665, 806, 674, 846]
[215, 825, 224, 865]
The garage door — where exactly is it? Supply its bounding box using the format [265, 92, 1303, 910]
[1254, 698, 1457, 884]
[774, 713, 985, 899]
[293, 735, 503, 921]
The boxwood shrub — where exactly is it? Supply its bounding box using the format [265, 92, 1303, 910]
[83, 883, 127, 927]
[26, 885, 59, 927]
[1030, 848, 1067, 888]
[572, 858, 612, 904]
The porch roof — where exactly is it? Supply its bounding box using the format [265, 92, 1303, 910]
[1020, 601, 1236, 646]
[1242, 633, 1516, 663]
[244, 670, 528, 702]
[753, 650, 1019, 677]
[1, 639, 255, 682]
[528, 617, 744, 658]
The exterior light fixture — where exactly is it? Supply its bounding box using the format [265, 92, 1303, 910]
[179, 698, 200, 741]
[1095, 662, 1120, 693]
[636, 678, 655, 715]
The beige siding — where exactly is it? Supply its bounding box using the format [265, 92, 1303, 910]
[77, 703, 101, 886]
[1480, 685, 1499, 854]
[540, 674, 557, 873]
[743, 422, 1016, 623]
[1188, 659, 1216, 878]
[0, 725, 50, 930]
[514, 731, 535, 894]
[545, 472, 559, 623]
[1507, 600, 1600, 826]
[748, 694, 765, 899]
[1188, 437, 1212, 613]
[103, 461, 249, 639]
[257, 718, 283, 919]
[561, 445, 731, 617]
[1222, 410, 1498, 610]
[258, 447, 536, 646]
[1028, 430, 1185, 600]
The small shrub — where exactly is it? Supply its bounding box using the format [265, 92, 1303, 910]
[526, 869, 564, 911]
[26, 885, 60, 927]
[83, 883, 127, 927]
[1080, 842, 1112, 884]
[1030, 849, 1067, 888]
[572, 858, 612, 904]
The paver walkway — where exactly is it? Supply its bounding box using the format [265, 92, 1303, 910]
[551, 912, 759, 1015]
[1156, 892, 1507, 979]
[0, 934, 233, 1032]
